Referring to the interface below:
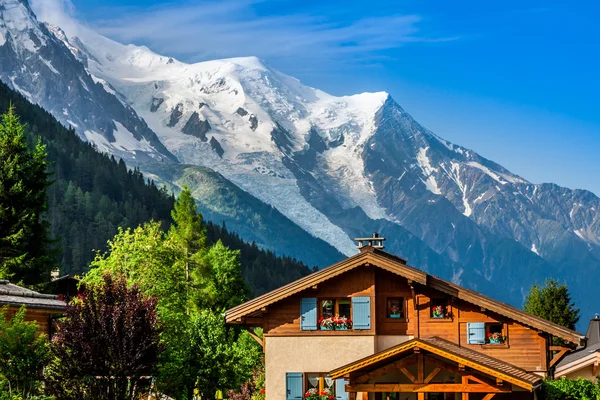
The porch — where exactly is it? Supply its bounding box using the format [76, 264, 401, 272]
[329, 337, 543, 400]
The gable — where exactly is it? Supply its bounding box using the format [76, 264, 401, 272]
[225, 247, 585, 345]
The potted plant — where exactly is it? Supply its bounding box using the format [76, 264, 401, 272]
[333, 315, 352, 330]
[304, 388, 335, 400]
[431, 305, 446, 319]
[488, 332, 506, 344]
[389, 304, 402, 319]
[319, 317, 335, 330]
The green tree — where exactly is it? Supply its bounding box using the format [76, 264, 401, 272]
[0, 106, 56, 286]
[524, 278, 580, 343]
[85, 222, 192, 397]
[0, 305, 50, 397]
[190, 310, 262, 399]
[193, 240, 248, 311]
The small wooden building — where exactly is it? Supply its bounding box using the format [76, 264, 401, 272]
[0, 279, 66, 338]
[555, 315, 600, 380]
[226, 235, 586, 400]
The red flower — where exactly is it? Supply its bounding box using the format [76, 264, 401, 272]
[260, 388, 266, 394]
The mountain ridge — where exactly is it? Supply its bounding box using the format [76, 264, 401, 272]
[2, 0, 598, 329]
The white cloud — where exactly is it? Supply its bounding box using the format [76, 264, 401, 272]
[30, 0, 457, 68]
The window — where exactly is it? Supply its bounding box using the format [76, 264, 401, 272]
[430, 298, 448, 319]
[318, 299, 352, 330]
[387, 297, 404, 319]
[305, 374, 335, 398]
[467, 322, 508, 345]
[486, 323, 507, 345]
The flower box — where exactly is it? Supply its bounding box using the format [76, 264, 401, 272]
[431, 305, 446, 319]
[390, 313, 402, 319]
[319, 315, 352, 330]
[487, 332, 506, 344]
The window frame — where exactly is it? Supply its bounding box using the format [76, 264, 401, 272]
[318, 298, 352, 330]
[386, 297, 406, 320]
[304, 373, 336, 397]
[484, 322, 509, 346]
[428, 297, 452, 321]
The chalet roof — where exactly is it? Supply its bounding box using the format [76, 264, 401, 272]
[224, 247, 585, 345]
[0, 280, 66, 310]
[557, 316, 600, 370]
[329, 337, 543, 391]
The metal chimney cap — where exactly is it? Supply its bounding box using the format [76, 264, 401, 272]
[355, 233, 386, 249]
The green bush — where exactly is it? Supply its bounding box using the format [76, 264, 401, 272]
[0, 306, 50, 399]
[543, 377, 600, 399]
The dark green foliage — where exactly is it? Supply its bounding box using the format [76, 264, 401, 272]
[543, 378, 600, 399]
[0, 306, 50, 398]
[0, 82, 175, 277]
[46, 274, 162, 400]
[0, 107, 56, 286]
[524, 278, 580, 344]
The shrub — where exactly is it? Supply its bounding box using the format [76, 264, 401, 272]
[45, 273, 163, 400]
[0, 306, 50, 398]
[543, 377, 600, 400]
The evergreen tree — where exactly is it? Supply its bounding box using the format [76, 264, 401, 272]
[168, 185, 207, 282]
[0, 106, 55, 286]
[524, 278, 580, 343]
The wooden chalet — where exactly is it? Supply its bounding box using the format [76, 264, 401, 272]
[225, 234, 585, 400]
[0, 279, 66, 338]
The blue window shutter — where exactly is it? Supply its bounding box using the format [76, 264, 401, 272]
[286, 372, 303, 400]
[300, 298, 317, 331]
[335, 378, 348, 400]
[467, 322, 486, 344]
[352, 296, 371, 330]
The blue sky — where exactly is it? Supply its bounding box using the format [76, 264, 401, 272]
[35, 0, 600, 195]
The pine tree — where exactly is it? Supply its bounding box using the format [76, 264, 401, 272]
[168, 185, 207, 282]
[524, 278, 580, 343]
[0, 106, 56, 286]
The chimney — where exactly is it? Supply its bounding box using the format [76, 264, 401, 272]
[355, 232, 386, 250]
[586, 314, 600, 345]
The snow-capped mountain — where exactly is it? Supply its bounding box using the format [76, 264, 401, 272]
[2, 0, 599, 326]
[0, 0, 175, 162]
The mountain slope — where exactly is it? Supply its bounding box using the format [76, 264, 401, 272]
[0, 0, 175, 162]
[0, 79, 319, 294]
[3, 1, 599, 328]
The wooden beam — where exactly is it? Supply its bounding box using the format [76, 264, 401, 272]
[417, 354, 424, 383]
[496, 378, 503, 386]
[549, 347, 571, 368]
[244, 327, 264, 348]
[462, 376, 469, 400]
[482, 395, 496, 400]
[593, 362, 598, 377]
[346, 383, 510, 393]
[417, 394, 425, 400]
[355, 355, 418, 383]
[424, 367, 441, 384]
[400, 367, 417, 383]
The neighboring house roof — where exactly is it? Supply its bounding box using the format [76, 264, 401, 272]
[329, 337, 543, 391]
[225, 246, 585, 345]
[0, 280, 66, 310]
[556, 316, 600, 377]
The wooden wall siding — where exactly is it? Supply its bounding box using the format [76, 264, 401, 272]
[264, 267, 376, 336]
[3, 306, 56, 338]
[412, 295, 546, 372]
[375, 269, 414, 336]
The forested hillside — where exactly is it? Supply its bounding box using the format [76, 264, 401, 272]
[0, 81, 312, 293]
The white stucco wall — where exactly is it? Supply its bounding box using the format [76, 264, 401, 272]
[265, 336, 377, 400]
[564, 365, 597, 381]
[376, 335, 413, 352]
